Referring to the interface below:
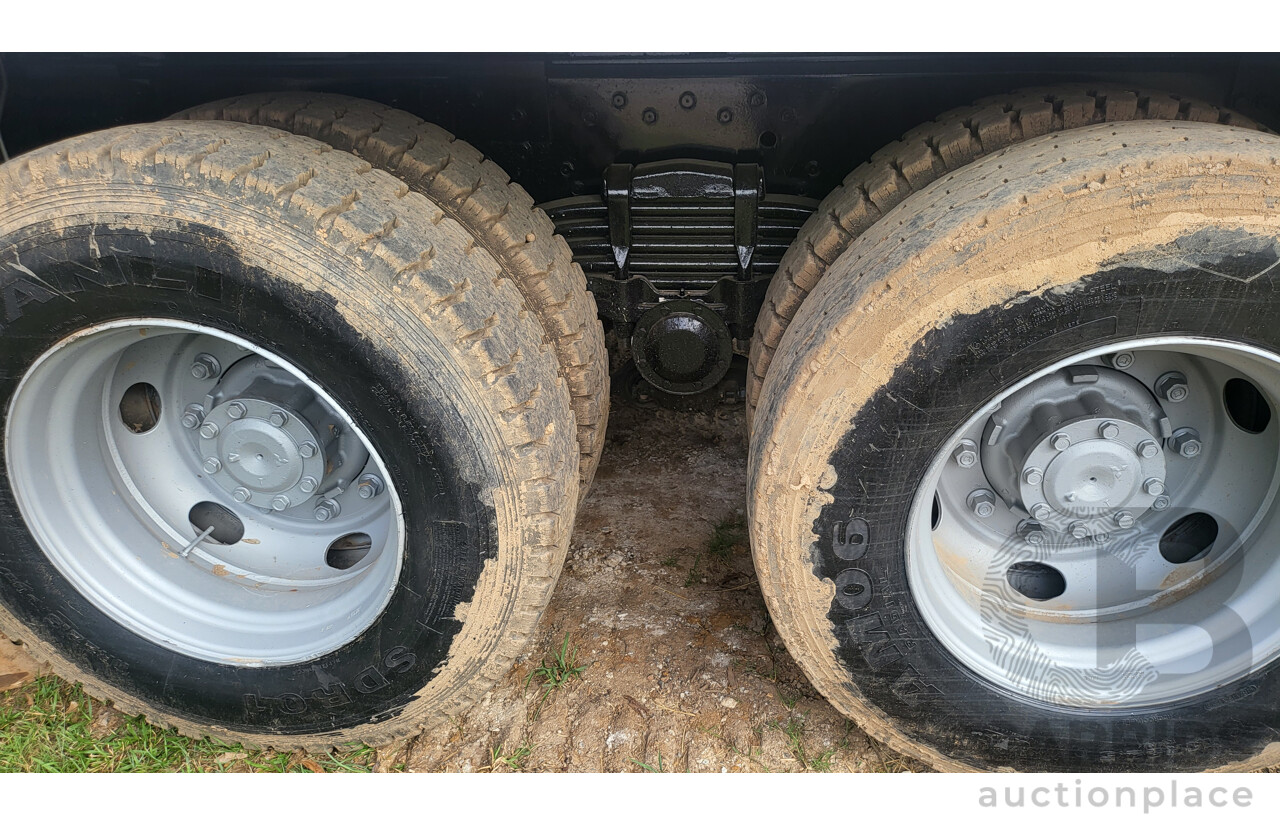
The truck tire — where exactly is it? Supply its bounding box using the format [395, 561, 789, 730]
[0, 120, 577, 748]
[170, 93, 609, 499]
[745, 86, 1267, 430]
[750, 120, 1280, 771]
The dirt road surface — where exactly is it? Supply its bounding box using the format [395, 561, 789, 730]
[0, 400, 922, 773]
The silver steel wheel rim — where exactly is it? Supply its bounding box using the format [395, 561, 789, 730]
[5, 320, 405, 666]
[907, 337, 1280, 708]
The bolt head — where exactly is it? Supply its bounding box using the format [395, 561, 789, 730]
[1029, 503, 1051, 521]
[299, 441, 317, 459]
[1179, 440, 1201, 458]
[232, 487, 252, 503]
[1155, 371, 1190, 403]
[202, 457, 221, 474]
[1022, 525, 1046, 546]
[1051, 433, 1072, 451]
[1137, 440, 1160, 459]
[226, 401, 246, 420]
[717, 107, 733, 123]
[1153, 496, 1171, 511]
[1068, 521, 1089, 539]
[1170, 428, 1202, 458]
[189, 353, 221, 381]
[357, 474, 385, 500]
[952, 439, 978, 468]
[271, 495, 290, 511]
[180, 411, 201, 430]
[190, 363, 209, 380]
[1113, 511, 1135, 529]
[199, 421, 219, 440]
[967, 489, 997, 519]
[314, 499, 340, 522]
[1098, 421, 1120, 440]
[1144, 478, 1166, 496]
[1023, 467, 1044, 486]
[1108, 351, 1136, 370]
[268, 411, 288, 428]
[299, 476, 318, 494]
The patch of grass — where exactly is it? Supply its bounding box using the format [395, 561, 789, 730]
[660, 553, 679, 567]
[525, 632, 588, 718]
[631, 753, 667, 772]
[706, 514, 747, 560]
[772, 714, 835, 773]
[0, 675, 376, 773]
[682, 552, 703, 587]
[489, 741, 532, 772]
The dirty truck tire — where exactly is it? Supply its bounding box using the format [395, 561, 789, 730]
[0, 121, 578, 748]
[745, 86, 1266, 429]
[171, 93, 609, 499]
[750, 121, 1280, 771]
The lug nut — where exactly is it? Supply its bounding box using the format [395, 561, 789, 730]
[199, 421, 219, 440]
[298, 476, 319, 495]
[1068, 521, 1090, 539]
[1153, 496, 1171, 511]
[271, 495, 290, 511]
[1143, 478, 1166, 496]
[1030, 503, 1052, 521]
[1155, 371, 1190, 403]
[967, 489, 997, 519]
[202, 457, 222, 474]
[268, 410, 289, 428]
[226, 401, 246, 420]
[1136, 439, 1160, 459]
[1113, 511, 1135, 529]
[314, 499, 341, 522]
[1098, 421, 1120, 440]
[299, 441, 318, 459]
[232, 487, 252, 503]
[1107, 351, 1136, 370]
[189, 353, 222, 381]
[1050, 433, 1072, 451]
[1023, 467, 1044, 486]
[1018, 520, 1046, 545]
[952, 439, 979, 468]
[180, 404, 204, 430]
[357, 474, 385, 499]
[1170, 427, 1202, 458]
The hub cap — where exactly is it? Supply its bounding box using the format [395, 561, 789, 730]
[909, 338, 1280, 707]
[5, 320, 405, 666]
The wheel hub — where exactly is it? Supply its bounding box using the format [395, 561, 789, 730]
[197, 397, 325, 508]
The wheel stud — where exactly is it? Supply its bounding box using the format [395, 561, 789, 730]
[952, 439, 978, 468]
[299, 476, 318, 494]
[357, 474, 385, 499]
[271, 495, 291, 511]
[1018, 520, 1046, 545]
[1030, 503, 1052, 521]
[232, 487, 252, 503]
[268, 410, 289, 428]
[1107, 351, 1136, 370]
[1050, 433, 1071, 451]
[1170, 427, 1202, 458]
[180, 404, 204, 430]
[1068, 521, 1089, 539]
[1098, 420, 1120, 440]
[1023, 467, 1044, 486]
[1136, 439, 1159, 459]
[202, 457, 221, 474]
[314, 499, 341, 522]
[226, 401, 246, 420]
[967, 489, 996, 518]
[1144, 478, 1166, 496]
[199, 421, 219, 439]
[1153, 495, 1171, 511]
[1155, 371, 1190, 403]
[299, 441, 318, 459]
[189, 353, 221, 381]
[1113, 511, 1135, 529]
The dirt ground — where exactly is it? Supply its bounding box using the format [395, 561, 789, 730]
[0, 399, 923, 773]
